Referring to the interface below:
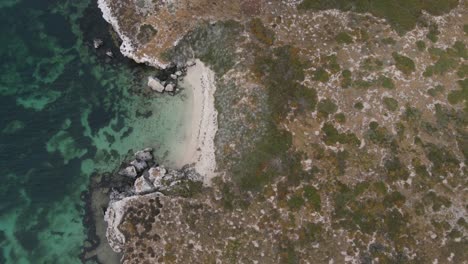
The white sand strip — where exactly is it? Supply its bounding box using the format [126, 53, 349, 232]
[178, 60, 218, 185]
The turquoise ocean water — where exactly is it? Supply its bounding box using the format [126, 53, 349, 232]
[0, 0, 188, 263]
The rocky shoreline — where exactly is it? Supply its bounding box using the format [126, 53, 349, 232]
[82, 147, 203, 263]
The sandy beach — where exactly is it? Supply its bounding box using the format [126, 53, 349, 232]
[176, 60, 218, 185]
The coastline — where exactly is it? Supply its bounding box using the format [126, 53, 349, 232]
[97, 0, 170, 69]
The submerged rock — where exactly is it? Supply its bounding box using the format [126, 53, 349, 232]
[105, 50, 113, 57]
[135, 149, 153, 161]
[93, 38, 103, 49]
[147, 76, 165, 92]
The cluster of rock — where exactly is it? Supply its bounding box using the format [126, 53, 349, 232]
[147, 60, 196, 94]
[93, 38, 113, 57]
[112, 147, 202, 201]
[105, 148, 203, 253]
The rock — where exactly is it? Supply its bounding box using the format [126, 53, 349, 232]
[134, 176, 155, 194]
[93, 38, 103, 49]
[106, 50, 113, 57]
[164, 83, 175, 92]
[143, 147, 153, 152]
[175, 71, 182, 76]
[170, 74, 177, 79]
[148, 166, 167, 187]
[135, 150, 153, 161]
[148, 76, 165, 93]
[130, 159, 147, 172]
[118, 166, 137, 178]
[186, 60, 196, 67]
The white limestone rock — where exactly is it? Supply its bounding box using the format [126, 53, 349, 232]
[134, 176, 155, 194]
[130, 159, 147, 172]
[147, 76, 164, 92]
[164, 83, 175, 92]
[118, 166, 137, 178]
[148, 166, 166, 187]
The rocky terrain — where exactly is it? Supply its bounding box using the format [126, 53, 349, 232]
[98, 0, 467, 263]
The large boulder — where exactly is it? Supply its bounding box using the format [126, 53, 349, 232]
[147, 76, 164, 92]
[148, 166, 167, 187]
[134, 176, 155, 194]
[118, 166, 137, 178]
[164, 83, 175, 92]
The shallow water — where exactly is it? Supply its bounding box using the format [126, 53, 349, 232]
[0, 0, 188, 263]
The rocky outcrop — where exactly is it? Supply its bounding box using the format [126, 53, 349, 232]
[147, 64, 189, 94]
[104, 148, 203, 253]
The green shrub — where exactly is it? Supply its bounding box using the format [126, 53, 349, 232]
[416, 40, 426, 51]
[427, 85, 444, 97]
[298, 0, 458, 33]
[317, 98, 338, 116]
[322, 122, 360, 146]
[383, 191, 406, 208]
[336, 32, 353, 44]
[249, 18, 275, 46]
[288, 194, 305, 210]
[362, 57, 383, 71]
[334, 113, 346, 123]
[380, 76, 395, 89]
[354, 101, 364, 110]
[384, 157, 409, 181]
[457, 64, 468, 78]
[313, 67, 330, 82]
[426, 24, 440, 43]
[341, 70, 352, 88]
[382, 37, 396, 45]
[383, 97, 398, 111]
[303, 186, 321, 210]
[392, 52, 415, 74]
[447, 79, 467, 109]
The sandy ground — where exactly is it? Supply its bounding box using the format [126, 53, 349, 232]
[176, 60, 218, 185]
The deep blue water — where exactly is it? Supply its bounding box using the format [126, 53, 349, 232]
[0, 0, 187, 263]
